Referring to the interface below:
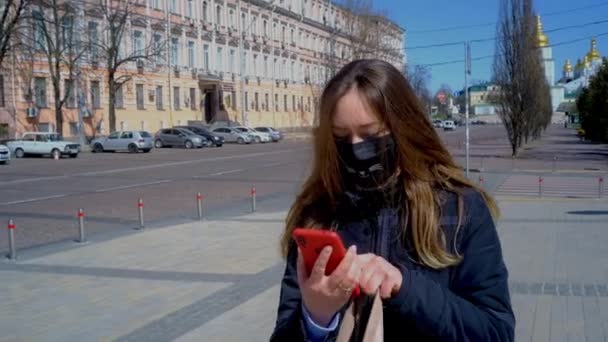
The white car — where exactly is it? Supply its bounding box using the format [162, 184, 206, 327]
[0, 144, 10, 164]
[211, 127, 253, 144]
[443, 120, 456, 131]
[233, 126, 272, 143]
[7, 132, 80, 159]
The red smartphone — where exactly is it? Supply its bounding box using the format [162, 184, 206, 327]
[293, 228, 360, 297]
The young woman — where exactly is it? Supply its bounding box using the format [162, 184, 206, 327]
[270, 59, 514, 341]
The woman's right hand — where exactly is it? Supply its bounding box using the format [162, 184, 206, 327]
[296, 245, 359, 327]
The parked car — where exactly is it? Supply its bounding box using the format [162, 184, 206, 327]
[175, 126, 224, 147]
[211, 127, 253, 144]
[7, 132, 80, 159]
[443, 120, 456, 131]
[254, 126, 282, 142]
[233, 126, 271, 143]
[91, 131, 154, 153]
[154, 128, 206, 149]
[0, 144, 10, 164]
[432, 120, 444, 128]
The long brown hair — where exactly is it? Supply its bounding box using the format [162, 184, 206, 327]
[281, 59, 499, 269]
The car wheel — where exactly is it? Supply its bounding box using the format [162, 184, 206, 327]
[237, 137, 245, 144]
[154, 139, 163, 148]
[93, 143, 104, 153]
[69, 154, 78, 158]
[14, 148, 24, 159]
[142, 149, 151, 153]
[216, 144, 223, 147]
[0, 161, 7, 165]
[185, 140, 194, 149]
[51, 149, 61, 159]
[128, 144, 138, 154]
[254, 136, 262, 144]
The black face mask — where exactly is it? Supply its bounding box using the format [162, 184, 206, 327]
[336, 134, 398, 189]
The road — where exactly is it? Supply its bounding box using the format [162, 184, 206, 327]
[0, 125, 505, 252]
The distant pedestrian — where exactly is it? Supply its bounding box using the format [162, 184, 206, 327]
[270, 59, 514, 341]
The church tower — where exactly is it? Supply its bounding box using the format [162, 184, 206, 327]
[536, 16, 555, 86]
[562, 59, 573, 80]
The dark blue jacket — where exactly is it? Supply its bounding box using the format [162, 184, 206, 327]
[270, 187, 515, 341]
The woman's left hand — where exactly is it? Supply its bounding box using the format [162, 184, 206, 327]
[357, 254, 403, 299]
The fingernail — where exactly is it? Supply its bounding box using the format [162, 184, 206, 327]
[348, 245, 356, 254]
[324, 246, 333, 254]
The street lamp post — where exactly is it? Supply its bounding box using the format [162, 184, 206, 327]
[464, 41, 471, 178]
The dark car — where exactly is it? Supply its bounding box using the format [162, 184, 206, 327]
[175, 126, 224, 147]
[154, 128, 206, 149]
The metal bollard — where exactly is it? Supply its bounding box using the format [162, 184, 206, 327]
[137, 198, 145, 229]
[251, 186, 257, 213]
[599, 177, 604, 199]
[196, 192, 204, 221]
[77, 208, 86, 243]
[538, 177, 543, 198]
[7, 219, 16, 261]
[479, 175, 484, 188]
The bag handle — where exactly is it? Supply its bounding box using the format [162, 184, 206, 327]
[336, 292, 384, 342]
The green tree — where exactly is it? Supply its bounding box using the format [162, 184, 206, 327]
[577, 59, 608, 142]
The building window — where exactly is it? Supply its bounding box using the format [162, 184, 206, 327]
[216, 5, 222, 26]
[203, 44, 209, 70]
[292, 95, 296, 112]
[33, 11, 46, 51]
[202, 1, 208, 22]
[264, 56, 268, 77]
[217, 47, 223, 72]
[252, 16, 257, 35]
[34, 78, 47, 108]
[307, 96, 311, 112]
[243, 52, 248, 75]
[231, 91, 236, 110]
[156, 85, 163, 109]
[229, 9, 235, 28]
[115, 84, 124, 108]
[190, 88, 196, 110]
[244, 92, 249, 111]
[88, 22, 99, 57]
[264, 93, 269, 111]
[300, 96, 303, 111]
[170, 38, 178, 66]
[290, 28, 294, 43]
[273, 58, 277, 79]
[263, 20, 268, 37]
[187, 41, 195, 68]
[154, 33, 163, 64]
[273, 22, 277, 40]
[64, 79, 75, 108]
[275, 94, 279, 111]
[173, 86, 180, 110]
[170, 0, 178, 14]
[291, 61, 295, 81]
[152, 0, 161, 9]
[241, 12, 246, 32]
[90, 80, 101, 109]
[136, 84, 144, 109]
[0, 75, 4, 107]
[284, 94, 288, 111]
[229, 49, 235, 73]
[253, 54, 258, 77]
[187, 0, 194, 18]
[281, 26, 286, 42]
[254, 92, 259, 111]
[133, 30, 143, 55]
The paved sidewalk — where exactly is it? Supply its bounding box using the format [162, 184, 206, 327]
[1, 198, 607, 341]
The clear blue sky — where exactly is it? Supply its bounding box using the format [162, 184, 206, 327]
[372, 0, 608, 93]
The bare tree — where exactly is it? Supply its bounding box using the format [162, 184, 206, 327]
[492, 0, 549, 156]
[0, 0, 28, 68]
[89, 0, 165, 133]
[22, 0, 87, 136]
[405, 64, 432, 114]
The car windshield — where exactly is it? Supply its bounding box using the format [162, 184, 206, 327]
[47, 134, 62, 141]
[235, 128, 248, 133]
[139, 131, 151, 138]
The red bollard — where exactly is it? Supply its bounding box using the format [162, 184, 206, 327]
[77, 208, 86, 243]
[251, 186, 257, 213]
[538, 177, 544, 198]
[479, 176, 484, 187]
[7, 219, 16, 260]
[137, 198, 145, 229]
[196, 192, 204, 220]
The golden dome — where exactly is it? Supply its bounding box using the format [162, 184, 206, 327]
[536, 16, 549, 47]
[563, 59, 572, 73]
[587, 38, 601, 61]
[583, 55, 590, 68]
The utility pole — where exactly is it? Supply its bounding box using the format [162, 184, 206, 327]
[464, 41, 471, 178]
